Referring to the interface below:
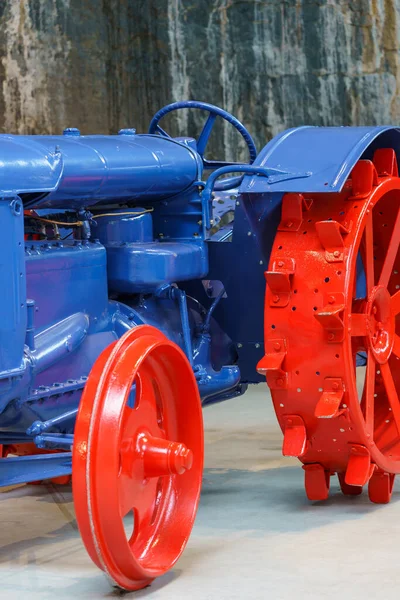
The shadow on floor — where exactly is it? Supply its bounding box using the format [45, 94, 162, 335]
[197, 466, 400, 534]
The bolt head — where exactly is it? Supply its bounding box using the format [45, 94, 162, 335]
[328, 333, 335, 341]
[277, 261, 284, 268]
[276, 378, 284, 386]
[332, 382, 339, 391]
[333, 250, 340, 258]
[286, 221, 293, 228]
[328, 296, 335, 304]
[273, 295, 280, 303]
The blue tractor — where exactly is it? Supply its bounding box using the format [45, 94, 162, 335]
[1, 100, 400, 589]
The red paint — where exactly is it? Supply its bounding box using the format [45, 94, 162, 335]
[72, 325, 204, 590]
[264, 149, 400, 503]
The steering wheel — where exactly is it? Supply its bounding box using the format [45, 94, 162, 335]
[148, 101, 257, 191]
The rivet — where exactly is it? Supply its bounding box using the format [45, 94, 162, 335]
[372, 305, 377, 315]
[277, 261, 284, 267]
[276, 378, 284, 386]
[273, 295, 280, 303]
[333, 250, 340, 258]
[247, 231, 252, 236]
[332, 382, 339, 391]
[273, 342, 281, 351]
[237, 343, 243, 348]
[255, 343, 260, 348]
[328, 333, 335, 341]
[328, 296, 335, 304]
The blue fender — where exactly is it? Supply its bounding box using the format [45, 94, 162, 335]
[240, 125, 400, 194]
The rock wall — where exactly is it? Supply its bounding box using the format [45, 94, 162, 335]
[0, 0, 399, 159]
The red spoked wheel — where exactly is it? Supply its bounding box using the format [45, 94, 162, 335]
[72, 325, 203, 590]
[260, 149, 400, 503]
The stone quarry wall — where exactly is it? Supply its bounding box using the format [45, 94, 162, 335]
[0, 0, 399, 159]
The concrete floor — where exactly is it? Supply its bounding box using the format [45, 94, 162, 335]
[1, 385, 400, 599]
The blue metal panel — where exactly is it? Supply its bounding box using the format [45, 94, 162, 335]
[0, 198, 26, 376]
[183, 189, 277, 384]
[25, 240, 108, 329]
[240, 125, 400, 194]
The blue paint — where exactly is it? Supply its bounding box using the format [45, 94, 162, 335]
[0, 133, 202, 207]
[241, 125, 400, 194]
[0, 453, 72, 486]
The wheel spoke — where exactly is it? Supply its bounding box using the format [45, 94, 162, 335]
[392, 334, 400, 357]
[156, 124, 171, 138]
[134, 370, 161, 434]
[197, 113, 217, 156]
[364, 349, 376, 433]
[378, 205, 400, 288]
[381, 362, 400, 435]
[391, 290, 400, 315]
[130, 477, 164, 545]
[119, 468, 143, 518]
[364, 212, 375, 293]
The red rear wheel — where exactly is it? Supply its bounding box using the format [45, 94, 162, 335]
[261, 149, 400, 503]
[73, 325, 203, 590]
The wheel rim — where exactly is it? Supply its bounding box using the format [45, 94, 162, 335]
[73, 325, 203, 590]
[262, 149, 400, 502]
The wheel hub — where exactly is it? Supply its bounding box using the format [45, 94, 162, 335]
[365, 285, 394, 364]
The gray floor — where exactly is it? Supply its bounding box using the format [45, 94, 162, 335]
[1, 385, 400, 599]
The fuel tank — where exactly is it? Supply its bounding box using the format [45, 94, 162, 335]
[0, 131, 201, 209]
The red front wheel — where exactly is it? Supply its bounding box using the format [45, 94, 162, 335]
[72, 325, 204, 590]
